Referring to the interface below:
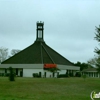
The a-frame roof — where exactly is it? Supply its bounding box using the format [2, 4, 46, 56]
[2, 41, 73, 65]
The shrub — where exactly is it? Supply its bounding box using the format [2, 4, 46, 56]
[33, 73, 40, 78]
[9, 67, 15, 81]
[0, 73, 5, 77]
[58, 74, 69, 78]
[5, 73, 10, 77]
[75, 72, 81, 77]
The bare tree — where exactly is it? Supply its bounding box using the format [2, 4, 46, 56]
[0, 47, 9, 63]
[11, 49, 21, 56]
[88, 57, 98, 67]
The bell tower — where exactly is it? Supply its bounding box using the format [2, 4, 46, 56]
[36, 21, 44, 42]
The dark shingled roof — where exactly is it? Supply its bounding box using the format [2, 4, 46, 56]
[2, 41, 73, 65]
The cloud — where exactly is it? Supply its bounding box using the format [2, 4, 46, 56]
[0, 0, 100, 63]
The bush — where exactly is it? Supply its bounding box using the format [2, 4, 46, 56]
[33, 73, 40, 78]
[58, 74, 69, 78]
[5, 73, 10, 77]
[75, 72, 81, 77]
[0, 73, 5, 77]
[9, 67, 15, 81]
[69, 73, 74, 77]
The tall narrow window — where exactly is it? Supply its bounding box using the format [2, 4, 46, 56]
[16, 68, 18, 75]
[38, 30, 42, 38]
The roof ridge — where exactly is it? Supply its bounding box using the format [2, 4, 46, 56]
[44, 43, 74, 65]
[40, 42, 43, 64]
[41, 42, 55, 64]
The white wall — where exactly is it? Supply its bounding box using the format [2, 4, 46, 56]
[0, 64, 80, 77]
[58, 69, 66, 74]
[23, 69, 44, 77]
[23, 69, 58, 78]
[44, 70, 57, 78]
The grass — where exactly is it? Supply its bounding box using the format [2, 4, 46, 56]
[0, 77, 100, 100]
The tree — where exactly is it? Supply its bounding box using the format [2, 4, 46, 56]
[47, 68, 60, 77]
[88, 25, 100, 77]
[9, 67, 15, 81]
[11, 49, 21, 56]
[88, 57, 99, 67]
[94, 25, 100, 76]
[74, 61, 89, 71]
[0, 47, 9, 63]
[0, 47, 21, 63]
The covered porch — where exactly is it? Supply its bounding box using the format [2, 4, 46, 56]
[82, 68, 99, 78]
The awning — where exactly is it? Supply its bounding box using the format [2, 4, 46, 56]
[44, 64, 57, 68]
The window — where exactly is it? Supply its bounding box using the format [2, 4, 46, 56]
[38, 26, 42, 28]
[38, 30, 42, 38]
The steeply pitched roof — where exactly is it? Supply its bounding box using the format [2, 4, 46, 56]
[2, 41, 73, 65]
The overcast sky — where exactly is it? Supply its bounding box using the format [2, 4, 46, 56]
[0, 0, 100, 63]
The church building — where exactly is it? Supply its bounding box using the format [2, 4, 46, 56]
[0, 21, 80, 77]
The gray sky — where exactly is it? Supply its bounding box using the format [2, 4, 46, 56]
[0, 0, 100, 63]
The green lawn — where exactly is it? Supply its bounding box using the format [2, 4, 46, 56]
[0, 77, 100, 100]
